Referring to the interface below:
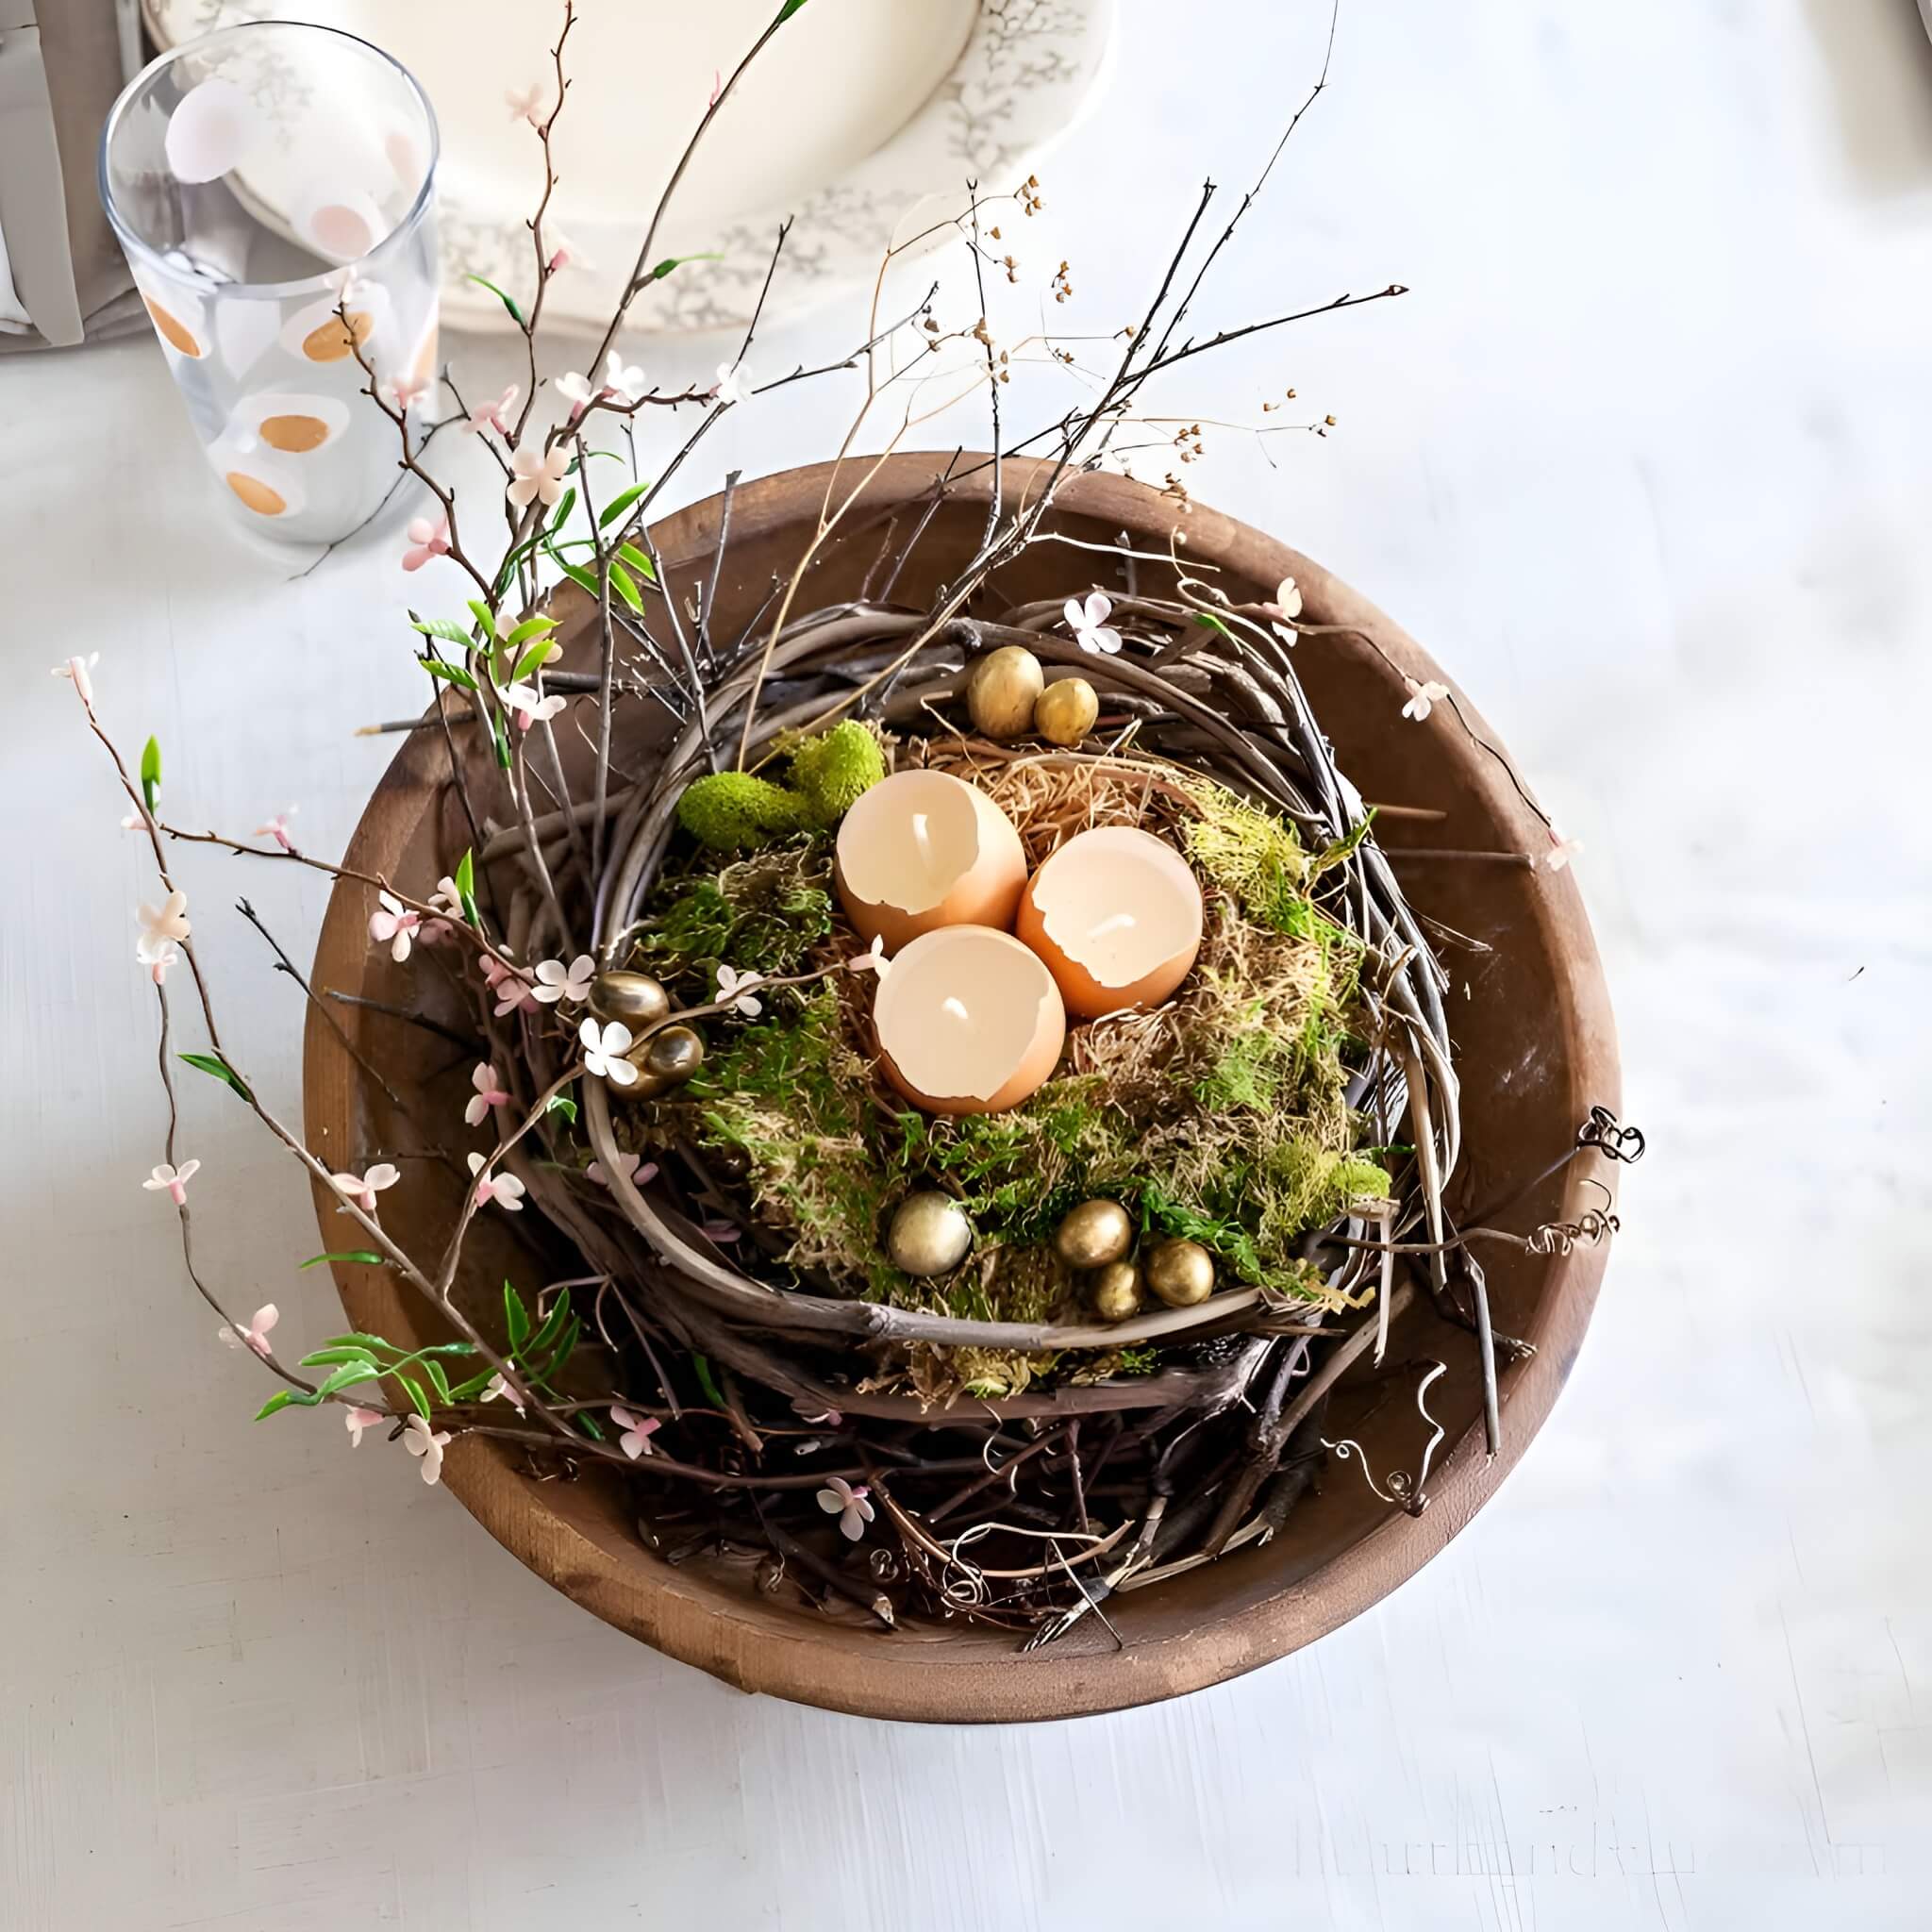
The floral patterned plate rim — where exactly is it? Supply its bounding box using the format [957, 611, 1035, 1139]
[143, 0, 1118, 337]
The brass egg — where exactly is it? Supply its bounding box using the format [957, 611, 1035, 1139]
[1034, 676, 1099, 747]
[1143, 1236, 1216, 1308]
[965, 644, 1045, 740]
[1053, 1197, 1134, 1270]
[886, 1191, 974, 1276]
[623, 1022, 704, 1096]
[590, 970, 672, 1028]
[1090, 1259, 1144, 1323]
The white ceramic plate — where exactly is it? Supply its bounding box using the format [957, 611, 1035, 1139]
[144, 0, 1116, 334]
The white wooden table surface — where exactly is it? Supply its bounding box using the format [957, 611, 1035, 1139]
[6, 2, 1930, 1924]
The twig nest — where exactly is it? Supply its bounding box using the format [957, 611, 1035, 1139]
[1143, 1237, 1215, 1308]
[886, 1191, 974, 1276]
[1090, 1259, 1144, 1323]
[625, 1022, 705, 1095]
[1016, 826, 1205, 1018]
[872, 924, 1065, 1115]
[1034, 676, 1099, 747]
[835, 769, 1027, 951]
[965, 644, 1045, 740]
[590, 970, 671, 1028]
[1053, 1198, 1134, 1270]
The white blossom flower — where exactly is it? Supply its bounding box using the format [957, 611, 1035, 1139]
[254, 807, 298, 851]
[1063, 591, 1123, 656]
[466, 384, 518, 435]
[1543, 829, 1585, 873]
[505, 80, 547, 125]
[52, 653, 99, 704]
[368, 889, 421, 962]
[466, 1152, 526, 1212]
[142, 1158, 201, 1205]
[220, 1303, 279, 1357]
[384, 369, 433, 414]
[715, 964, 763, 1018]
[1400, 676, 1450, 723]
[330, 1162, 400, 1215]
[844, 935, 890, 978]
[546, 233, 586, 274]
[555, 370, 599, 415]
[480, 1371, 525, 1412]
[403, 1412, 452, 1484]
[532, 955, 596, 1005]
[508, 445, 571, 509]
[578, 1016, 639, 1086]
[1274, 575, 1304, 620]
[603, 349, 645, 406]
[713, 359, 753, 407]
[503, 680, 566, 731]
[815, 1475, 875, 1541]
[344, 1406, 383, 1447]
[610, 1403, 660, 1459]
[137, 890, 192, 966]
[465, 1061, 510, 1127]
[588, 1150, 658, 1190]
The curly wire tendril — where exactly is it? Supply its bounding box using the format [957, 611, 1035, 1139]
[1579, 1104, 1645, 1164]
[1322, 1360, 1448, 1516]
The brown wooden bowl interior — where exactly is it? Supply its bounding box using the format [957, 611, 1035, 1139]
[304, 454, 1619, 1724]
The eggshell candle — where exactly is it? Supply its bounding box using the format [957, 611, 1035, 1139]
[835, 769, 1027, 952]
[1015, 825, 1205, 1018]
[872, 925, 1066, 1114]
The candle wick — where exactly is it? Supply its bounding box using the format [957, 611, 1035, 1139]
[941, 996, 969, 1024]
[911, 812, 933, 872]
[1089, 912, 1137, 941]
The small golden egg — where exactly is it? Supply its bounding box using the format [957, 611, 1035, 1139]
[590, 970, 672, 1028]
[965, 644, 1045, 740]
[1053, 1197, 1134, 1270]
[1143, 1237, 1216, 1307]
[624, 1022, 704, 1095]
[886, 1191, 974, 1276]
[1034, 676, 1099, 747]
[1091, 1259, 1144, 1323]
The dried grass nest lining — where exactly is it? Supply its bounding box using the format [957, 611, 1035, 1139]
[619, 741, 1391, 1374]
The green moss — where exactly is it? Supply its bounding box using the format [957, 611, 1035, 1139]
[640, 845, 833, 982]
[1183, 785, 1308, 931]
[675, 772, 812, 850]
[788, 721, 885, 824]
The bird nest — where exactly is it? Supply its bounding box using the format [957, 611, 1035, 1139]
[458, 582, 1469, 1635]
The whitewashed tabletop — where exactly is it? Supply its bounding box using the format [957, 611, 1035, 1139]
[5, 2, 1930, 1925]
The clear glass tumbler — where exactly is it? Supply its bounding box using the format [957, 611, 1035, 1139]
[100, 23, 440, 546]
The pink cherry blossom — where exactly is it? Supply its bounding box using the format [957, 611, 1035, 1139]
[344, 1406, 384, 1447]
[588, 1150, 658, 1190]
[330, 1162, 400, 1215]
[1400, 676, 1450, 723]
[52, 653, 99, 704]
[254, 807, 298, 851]
[220, 1303, 279, 1357]
[532, 955, 595, 1005]
[368, 890, 421, 962]
[467, 1152, 526, 1211]
[508, 445, 571, 509]
[1063, 591, 1123, 656]
[403, 1413, 452, 1484]
[505, 80, 547, 125]
[481, 954, 539, 1016]
[466, 384, 519, 435]
[142, 940, 179, 986]
[503, 680, 566, 731]
[610, 1404, 660, 1459]
[137, 890, 191, 970]
[603, 350, 645, 407]
[792, 1398, 844, 1427]
[384, 369, 433, 414]
[401, 512, 450, 571]
[815, 1475, 874, 1541]
[1544, 829, 1585, 873]
[713, 359, 752, 408]
[142, 1158, 201, 1205]
[480, 1371, 525, 1412]
[555, 370, 601, 418]
[546, 233, 585, 274]
[465, 1061, 511, 1127]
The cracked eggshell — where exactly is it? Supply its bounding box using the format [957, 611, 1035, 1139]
[1016, 825, 1204, 1019]
[872, 925, 1066, 1116]
[835, 769, 1027, 953]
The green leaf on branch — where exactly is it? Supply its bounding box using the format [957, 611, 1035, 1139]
[511, 639, 561, 682]
[545, 1089, 578, 1126]
[315, 1362, 378, 1400]
[298, 1346, 382, 1372]
[608, 559, 645, 616]
[465, 273, 524, 325]
[616, 541, 656, 582]
[299, 1250, 385, 1271]
[544, 544, 600, 598]
[425, 1358, 453, 1403]
[255, 1391, 300, 1421]
[1191, 610, 1237, 643]
[597, 482, 649, 526]
[417, 657, 479, 692]
[410, 616, 473, 646]
[505, 615, 558, 648]
[140, 736, 161, 812]
[491, 709, 512, 770]
[179, 1051, 252, 1103]
[691, 1352, 726, 1407]
[648, 252, 723, 282]
[774, 0, 810, 20]
[397, 1373, 431, 1419]
[504, 1281, 531, 1350]
[453, 847, 480, 927]
[466, 599, 498, 638]
[575, 1410, 607, 1442]
[546, 488, 577, 534]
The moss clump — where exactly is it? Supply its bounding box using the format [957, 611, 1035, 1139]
[1183, 784, 1308, 931]
[639, 844, 835, 985]
[789, 720, 885, 824]
[676, 772, 812, 850]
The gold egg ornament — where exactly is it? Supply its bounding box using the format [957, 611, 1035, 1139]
[886, 1191, 974, 1276]
[965, 644, 1044, 740]
[1034, 676, 1099, 747]
[1143, 1237, 1216, 1308]
[1090, 1259, 1144, 1323]
[590, 970, 672, 1029]
[623, 1023, 704, 1095]
[1053, 1198, 1134, 1270]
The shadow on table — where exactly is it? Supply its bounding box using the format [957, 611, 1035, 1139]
[1803, 0, 1932, 196]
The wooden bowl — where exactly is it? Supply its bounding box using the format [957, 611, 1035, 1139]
[305, 455, 1619, 1723]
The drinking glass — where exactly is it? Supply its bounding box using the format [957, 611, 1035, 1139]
[100, 23, 440, 546]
